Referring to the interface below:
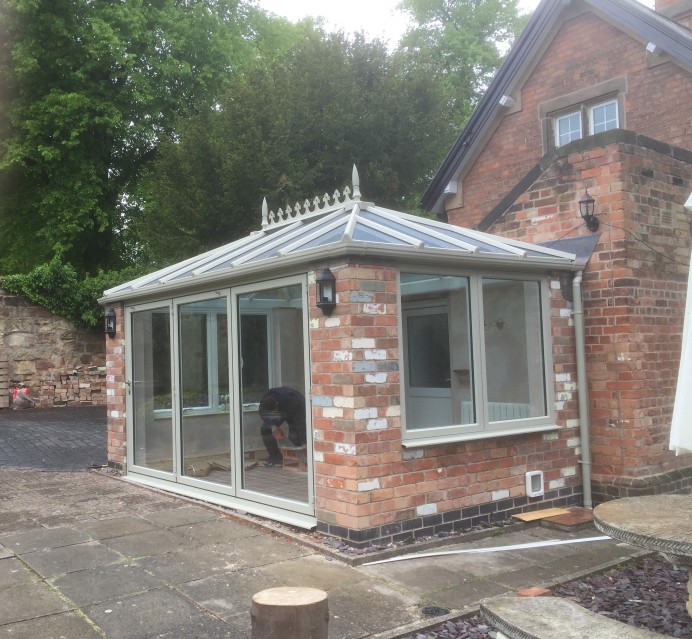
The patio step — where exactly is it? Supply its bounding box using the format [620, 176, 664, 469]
[480, 596, 663, 639]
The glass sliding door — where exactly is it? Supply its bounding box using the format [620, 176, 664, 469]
[130, 305, 174, 474]
[178, 296, 232, 486]
[234, 278, 311, 510]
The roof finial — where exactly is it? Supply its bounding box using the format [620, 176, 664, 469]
[261, 197, 268, 229]
[352, 164, 361, 201]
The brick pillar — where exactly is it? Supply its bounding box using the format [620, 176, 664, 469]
[105, 303, 127, 468]
[310, 261, 401, 539]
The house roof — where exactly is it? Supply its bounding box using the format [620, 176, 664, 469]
[421, 0, 692, 215]
[102, 168, 577, 304]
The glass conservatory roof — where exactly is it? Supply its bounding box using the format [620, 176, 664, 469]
[102, 167, 577, 303]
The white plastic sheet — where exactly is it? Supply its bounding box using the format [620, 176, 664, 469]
[670, 240, 692, 456]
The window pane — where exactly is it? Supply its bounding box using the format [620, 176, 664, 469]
[179, 297, 232, 485]
[591, 100, 618, 134]
[238, 283, 309, 504]
[556, 112, 581, 146]
[482, 279, 546, 421]
[407, 313, 451, 388]
[131, 307, 173, 472]
[401, 273, 474, 429]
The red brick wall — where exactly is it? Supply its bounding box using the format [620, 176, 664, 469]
[447, 9, 692, 228]
[310, 261, 583, 543]
[489, 140, 691, 498]
[105, 303, 126, 468]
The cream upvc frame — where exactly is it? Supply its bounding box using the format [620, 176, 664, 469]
[399, 268, 557, 447]
[123, 276, 317, 530]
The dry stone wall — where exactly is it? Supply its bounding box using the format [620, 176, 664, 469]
[0, 288, 107, 408]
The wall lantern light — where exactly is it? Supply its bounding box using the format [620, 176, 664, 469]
[105, 307, 116, 338]
[579, 189, 599, 232]
[316, 268, 337, 316]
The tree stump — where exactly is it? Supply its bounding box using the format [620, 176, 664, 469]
[251, 587, 328, 639]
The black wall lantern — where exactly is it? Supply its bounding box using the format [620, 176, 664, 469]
[105, 307, 116, 338]
[316, 268, 337, 316]
[579, 189, 599, 232]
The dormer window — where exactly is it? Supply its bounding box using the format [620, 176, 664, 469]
[552, 97, 621, 147]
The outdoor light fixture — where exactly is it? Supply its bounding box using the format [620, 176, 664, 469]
[316, 268, 337, 316]
[105, 307, 116, 338]
[579, 189, 599, 232]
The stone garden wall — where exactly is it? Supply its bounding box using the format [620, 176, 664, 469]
[0, 288, 107, 408]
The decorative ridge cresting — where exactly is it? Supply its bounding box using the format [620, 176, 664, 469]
[262, 165, 362, 230]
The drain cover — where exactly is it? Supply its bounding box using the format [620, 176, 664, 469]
[421, 605, 450, 617]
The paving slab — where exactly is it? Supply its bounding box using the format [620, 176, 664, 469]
[83, 587, 223, 639]
[136, 545, 242, 584]
[0, 526, 91, 553]
[20, 541, 123, 578]
[49, 562, 164, 605]
[100, 528, 195, 559]
[256, 554, 367, 590]
[0, 611, 103, 639]
[176, 569, 283, 631]
[172, 517, 262, 544]
[0, 580, 71, 625]
[80, 516, 162, 540]
[142, 505, 222, 528]
[0, 557, 38, 589]
[214, 531, 312, 567]
[327, 580, 421, 635]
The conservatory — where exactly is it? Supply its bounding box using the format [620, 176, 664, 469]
[101, 167, 581, 544]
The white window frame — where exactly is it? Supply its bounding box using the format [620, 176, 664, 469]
[554, 110, 582, 147]
[589, 99, 619, 135]
[399, 269, 557, 447]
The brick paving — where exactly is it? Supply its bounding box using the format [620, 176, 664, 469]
[0, 405, 106, 471]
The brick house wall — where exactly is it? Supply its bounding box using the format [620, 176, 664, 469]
[447, 7, 692, 230]
[309, 260, 583, 546]
[485, 134, 692, 501]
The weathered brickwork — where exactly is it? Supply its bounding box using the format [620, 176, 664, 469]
[485, 138, 692, 500]
[0, 289, 106, 408]
[105, 303, 126, 468]
[447, 8, 692, 229]
[310, 261, 583, 546]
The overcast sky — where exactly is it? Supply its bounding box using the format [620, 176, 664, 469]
[256, 0, 656, 49]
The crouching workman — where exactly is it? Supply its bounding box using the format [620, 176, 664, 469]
[258, 387, 307, 467]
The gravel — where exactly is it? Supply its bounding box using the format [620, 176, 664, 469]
[401, 557, 691, 639]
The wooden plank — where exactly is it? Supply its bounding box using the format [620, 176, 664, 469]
[512, 508, 570, 522]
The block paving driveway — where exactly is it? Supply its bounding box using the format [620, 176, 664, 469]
[0, 405, 107, 471]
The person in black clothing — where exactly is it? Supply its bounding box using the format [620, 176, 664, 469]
[258, 387, 307, 466]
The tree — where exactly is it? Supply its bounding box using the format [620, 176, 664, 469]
[137, 29, 458, 265]
[396, 0, 528, 125]
[0, 0, 252, 274]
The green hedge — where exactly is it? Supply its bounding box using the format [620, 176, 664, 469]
[0, 257, 146, 328]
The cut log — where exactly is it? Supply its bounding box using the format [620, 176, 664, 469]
[251, 587, 328, 639]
